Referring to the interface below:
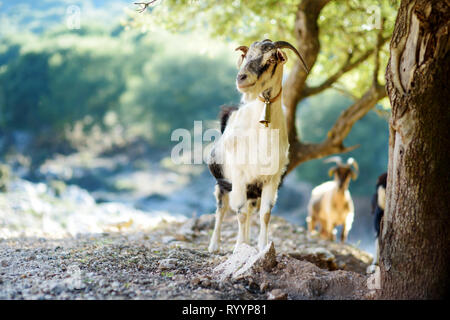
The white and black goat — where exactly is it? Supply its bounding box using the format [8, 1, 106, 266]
[371, 172, 387, 265]
[207, 39, 309, 253]
[307, 156, 358, 243]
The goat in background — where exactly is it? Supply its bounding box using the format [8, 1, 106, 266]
[207, 39, 309, 253]
[307, 156, 358, 243]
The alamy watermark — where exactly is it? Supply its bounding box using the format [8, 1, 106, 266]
[66, 5, 81, 30]
[171, 121, 282, 175]
[366, 5, 382, 30]
[367, 265, 381, 290]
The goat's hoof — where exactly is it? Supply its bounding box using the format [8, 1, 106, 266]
[257, 242, 267, 252]
[208, 242, 220, 253]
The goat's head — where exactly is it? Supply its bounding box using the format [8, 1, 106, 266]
[325, 156, 359, 189]
[235, 39, 308, 95]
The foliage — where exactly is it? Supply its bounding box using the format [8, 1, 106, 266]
[0, 25, 239, 145]
[126, 0, 398, 107]
[118, 33, 239, 143]
[0, 32, 126, 134]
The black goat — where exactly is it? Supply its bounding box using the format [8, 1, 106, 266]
[371, 172, 387, 266]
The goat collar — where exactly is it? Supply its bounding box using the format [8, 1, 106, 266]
[257, 88, 282, 127]
[257, 88, 282, 104]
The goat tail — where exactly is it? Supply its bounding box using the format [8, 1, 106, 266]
[219, 105, 238, 133]
[208, 161, 232, 193]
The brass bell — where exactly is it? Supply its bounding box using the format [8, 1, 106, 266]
[259, 101, 271, 127]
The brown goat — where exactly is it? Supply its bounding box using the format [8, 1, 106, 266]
[306, 156, 358, 242]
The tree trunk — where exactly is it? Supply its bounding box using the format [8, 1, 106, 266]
[283, 0, 330, 143]
[380, 0, 450, 299]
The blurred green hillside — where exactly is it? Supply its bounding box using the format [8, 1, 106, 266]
[0, 25, 240, 144]
[0, 0, 388, 197]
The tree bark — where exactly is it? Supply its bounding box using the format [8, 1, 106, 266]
[380, 0, 450, 299]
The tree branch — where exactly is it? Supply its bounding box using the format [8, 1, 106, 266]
[134, 1, 158, 13]
[301, 36, 389, 98]
[283, 0, 332, 143]
[286, 82, 386, 174]
[285, 21, 388, 174]
[373, 18, 385, 84]
[331, 84, 358, 100]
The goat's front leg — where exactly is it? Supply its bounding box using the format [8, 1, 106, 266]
[258, 182, 277, 251]
[244, 198, 260, 245]
[208, 185, 229, 253]
[229, 179, 247, 253]
[236, 203, 248, 251]
[341, 211, 354, 243]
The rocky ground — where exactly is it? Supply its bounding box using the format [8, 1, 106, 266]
[0, 212, 376, 300]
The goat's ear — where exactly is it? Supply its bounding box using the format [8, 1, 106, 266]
[235, 45, 248, 69]
[328, 168, 335, 177]
[276, 49, 288, 64]
[351, 170, 358, 180]
[237, 55, 245, 68]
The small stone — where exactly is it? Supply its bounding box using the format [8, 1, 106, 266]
[260, 281, 269, 292]
[201, 278, 211, 287]
[158, 259, 177, 270]
[190, 278, 201, 286]
[50, 284, 65, 295]
[111, 281, 120, 290]
[195, 214, 215, 231]
[178, 218, 197, 240]
[174, 234, 188, 242]
[162, 236, 177, 244]
[267, 289, 288, 300]
[288, 247, 337, 271]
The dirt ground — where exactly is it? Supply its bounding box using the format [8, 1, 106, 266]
[0, 214, 375, 300]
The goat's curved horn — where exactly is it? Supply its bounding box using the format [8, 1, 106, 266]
[273, 41, 309, 73]
[235, 46, 249, 56]
[347, 157, 359, 180]
[347, 157, 359, 171]
[323, 156, 343, 165]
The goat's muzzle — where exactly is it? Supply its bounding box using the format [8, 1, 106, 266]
[236, 73, 255, 89]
